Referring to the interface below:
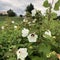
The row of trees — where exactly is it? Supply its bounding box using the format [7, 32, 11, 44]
[0, 3, 34, 17]
[0, 9, 16, 17]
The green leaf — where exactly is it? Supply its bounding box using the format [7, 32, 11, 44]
[8, 57, 16, 60]
[43, 0, 50, 7]
[51, 12, 57, 19]
[54, 0, 60, 11]
[39, 43, 51, 55]
[31, 56, 48, 60]
[32, 56, 40, 60]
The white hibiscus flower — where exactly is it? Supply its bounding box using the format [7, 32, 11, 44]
[28, 22, 31, 25]
[1, 26, 4, 30]
[32, 19, 37, 23]
[23, 19, 26, 22]
[53, 36, 56, 39]
[23, 19, 28, 23]
[14, 26, 17, 29]
[27, 33, 38, 42]
[28, 22, 31, 26]
[43, 30, 52, 37]
[22, 28, 29, 37]
[11, 21, 14, 24]
[31, 9, 36, 16]
[16, 48, 28, 60]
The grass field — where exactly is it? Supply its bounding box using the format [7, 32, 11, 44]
[0, 16, 23, 26]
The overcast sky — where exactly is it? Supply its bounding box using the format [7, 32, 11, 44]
[0, 0, 60, 16]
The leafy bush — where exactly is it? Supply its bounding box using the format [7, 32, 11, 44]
[0, 0, 60, 59]
[0, 11, 60, 60]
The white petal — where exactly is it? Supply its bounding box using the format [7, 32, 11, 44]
[43, 30, 52, 38]
[14, 26, 17, 29]
[1, 26, 4, 29]
[12, 21, 14, 23]
[16, 48, 28, 60]
[27, 34, 38, 42]
[22, 28, 29, 37]
[32, 9, 36, 16]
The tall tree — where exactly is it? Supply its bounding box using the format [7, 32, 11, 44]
[7, 9, 16, 17]
[26, 3, 34, 13]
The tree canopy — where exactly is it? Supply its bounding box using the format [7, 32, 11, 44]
[7, 9, 16, 17]
[26, 3, 34, 13]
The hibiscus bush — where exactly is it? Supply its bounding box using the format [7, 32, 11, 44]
[0, 0, 60, 60]
[0, 10, 60, 60]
